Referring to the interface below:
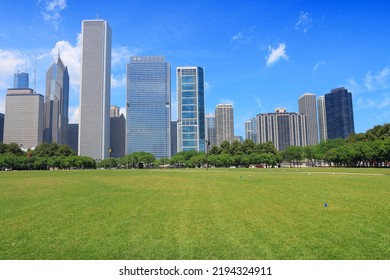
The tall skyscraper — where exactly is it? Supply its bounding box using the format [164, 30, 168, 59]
[205, 114, 216, 148]
[257, 108, 307, 151]
[14, 71, 29, 88]
[171, 121, 178, 157]
[110, 114, 126, 158]
[126, 56, 171, 158]
[44, 53, 69, 144]
[298, 93, 318, 145]
[0, 113, 4, 143]
[79, 20, 111, 160]
[67, 123, 79, 153]
[215, 104, 234, 146]
[177, 66, 205, 152]
[3, 88, 44, 149]
[245, 117, 258, 143]
[317, 96, 327, 142]
[324, 87, 355, 139]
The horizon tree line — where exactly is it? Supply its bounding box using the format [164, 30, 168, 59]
[1, 124, 389, 170]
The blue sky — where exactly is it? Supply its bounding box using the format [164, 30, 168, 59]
[1, 0, 390, 137]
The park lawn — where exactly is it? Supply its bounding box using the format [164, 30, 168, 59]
[0, 168, 389, 260]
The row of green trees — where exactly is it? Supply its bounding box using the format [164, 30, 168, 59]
[158, 124, 390, 168]
[1, 124, 389, 170]
[0, 143, 96, 170]
[281, 124, 390, 167]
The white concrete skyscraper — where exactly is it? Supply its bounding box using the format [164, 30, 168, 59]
[317, 96, 327, 142]
[298, 93, 318, 145]
[215, 104, 234, 145]
[79, 20, 111, 160]
[256, 108, 307, 151]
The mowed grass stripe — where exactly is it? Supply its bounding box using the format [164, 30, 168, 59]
[0, 168, 389, 259]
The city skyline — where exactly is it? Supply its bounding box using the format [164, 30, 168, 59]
[0, 1, 389, 138]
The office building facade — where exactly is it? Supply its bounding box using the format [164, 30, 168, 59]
[215, 104, 234, 145]
[257, 108, 307, 151]
[298, 93, 318, 145]
[3, 89, 44, 149]
[110, 105, 120, 117]
[79, 20, 111, 160]
[14, 72, 29, 88]
[177, 66, 205, 152]
[126, 56, 171, 158]
[44, 54, 69, 145]
[324, 87, 355, 139]
[67, 123, 78, 153]
[205, 114, 216, 149]
[317, 96, 327, 142]
[171, 121, 178, 156]
[110, 114, 126, 158]
[0, 113, 4, 143]
[245, 117, 258, 143]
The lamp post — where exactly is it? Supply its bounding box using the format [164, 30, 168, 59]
[205, 139, 210, 170]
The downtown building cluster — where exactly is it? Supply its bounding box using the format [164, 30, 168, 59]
[245, 89, 355, 150]
[1, 19, 355, 160]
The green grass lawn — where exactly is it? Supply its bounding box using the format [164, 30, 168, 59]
[0, 168, 389, 260]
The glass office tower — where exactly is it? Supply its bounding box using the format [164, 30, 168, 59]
[177, 66, 205, 152]
[14, 72, 29, 88]
[126, 56, 171, 159]
[324, 87, 355, 139]
[44, 54, 69, 145]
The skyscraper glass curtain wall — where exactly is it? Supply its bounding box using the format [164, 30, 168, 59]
[177, 66, 205, 152]
[126, 56, 171, 159]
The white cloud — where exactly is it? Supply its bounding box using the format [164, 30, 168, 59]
[111, 74, 126, 88]
[68, 106, 79, 124]
[295, 11, 312, 33]
[230, 26, 256, 46]
[266, 43, 288, 67]
[313, 61, 325, 76]
[119, 107, 127, 119]
[112, 47, 131, 67]
[0, 50, 27, 89]
[357, 94, 390, 110]
[39, 0, 67, 30]
[111, 46, 141, 67]
[378, 95, 390, 108]
[0, 94, 5, 114]
[49, 34, 82, 92]
[255, 97, 262, 109]
[364, 66, 390, 91]
[231, 32, 243, 42]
